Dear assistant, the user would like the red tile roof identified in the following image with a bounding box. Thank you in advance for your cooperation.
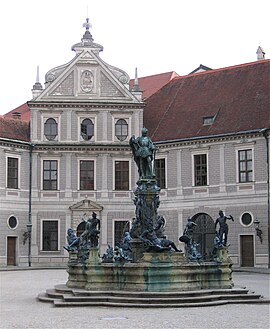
[144,60,270,142]
[129,71,179,99]
[3,103,30,122]
[0,116,30,142]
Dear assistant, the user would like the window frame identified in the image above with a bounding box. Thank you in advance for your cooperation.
[192,153,208,187]
[112,114,131,142]
[42,159,59,191]
[41,114,61,142]
[154,157,167,189]
[235,144,254,184]
[80,118,95,141]
[6,156,20,189]
[40,219,60,252]
[7,215,19,230]
[238,149,253,183]
[78,158,96,191]
[113,159,131,191]
[77,115,97,142]
[239,212,254,227]
[115,118,129,142]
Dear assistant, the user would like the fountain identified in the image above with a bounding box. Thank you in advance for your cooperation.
[65,128,233,293]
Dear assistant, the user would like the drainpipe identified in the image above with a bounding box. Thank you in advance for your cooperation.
[261,128,270,268]
[27,143,34,267]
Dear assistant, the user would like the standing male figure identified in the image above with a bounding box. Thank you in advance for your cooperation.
[129,127,156,179]
[215,210,234,246]
[81,212,101,247]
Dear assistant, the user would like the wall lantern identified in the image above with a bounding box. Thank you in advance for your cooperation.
[253,218,263,243]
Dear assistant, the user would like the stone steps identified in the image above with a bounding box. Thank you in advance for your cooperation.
[37,285,270,307]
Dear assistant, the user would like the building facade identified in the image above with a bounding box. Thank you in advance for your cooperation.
[0,21,269,268]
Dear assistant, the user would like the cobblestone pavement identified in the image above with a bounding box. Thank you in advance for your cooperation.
[0,269,269,329]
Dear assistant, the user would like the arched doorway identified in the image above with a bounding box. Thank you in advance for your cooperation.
[191,213,215,260]
[76,221,86,237]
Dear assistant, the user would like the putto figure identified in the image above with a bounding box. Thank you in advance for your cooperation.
[215,210,234,246]
[129,127,156,179]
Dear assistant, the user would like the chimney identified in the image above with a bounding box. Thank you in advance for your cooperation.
[12,112,21,120]
[256,46,265,60]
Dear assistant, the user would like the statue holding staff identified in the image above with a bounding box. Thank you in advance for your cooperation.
[129,127,156,179]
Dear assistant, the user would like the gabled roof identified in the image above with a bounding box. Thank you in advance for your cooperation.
[129,71,179,99]
[0,116,30,142]
[4,103,30,122]
[144,60,270,142]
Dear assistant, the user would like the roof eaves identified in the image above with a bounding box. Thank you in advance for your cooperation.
[154,129,266,145]
[0,137,31,145]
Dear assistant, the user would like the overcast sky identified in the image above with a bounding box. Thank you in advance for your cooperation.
[0,0,269,115]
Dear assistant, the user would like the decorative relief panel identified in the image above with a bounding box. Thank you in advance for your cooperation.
[80,70,94,93]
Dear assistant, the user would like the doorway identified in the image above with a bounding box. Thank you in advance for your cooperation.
[240,235,254,267]
[191,213,215,260]
[7,237,17,266]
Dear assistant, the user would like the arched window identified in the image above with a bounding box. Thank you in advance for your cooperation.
[115,119,128,141]
[81,119,94,140]
[44,118,58,140]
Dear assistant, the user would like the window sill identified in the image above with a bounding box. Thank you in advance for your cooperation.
[113,191,131,198]
[237,182,254,191]
[6,189,20,197]
[192,186,209,195]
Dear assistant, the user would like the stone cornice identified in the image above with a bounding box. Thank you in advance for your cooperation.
[27,101,145,110]
[155,131,264,150]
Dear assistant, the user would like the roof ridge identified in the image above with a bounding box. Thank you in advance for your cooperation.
[179,59,270,79]
[130,71,179,80]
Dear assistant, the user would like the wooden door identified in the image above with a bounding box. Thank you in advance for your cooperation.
[7,237,17,266]
[192,213,215,260]
[241,235,254,267]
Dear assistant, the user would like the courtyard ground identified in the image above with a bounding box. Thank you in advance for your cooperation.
[0,268,269,329]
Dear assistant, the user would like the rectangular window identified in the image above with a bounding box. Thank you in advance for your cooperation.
[114,220,130,247]
[43,160,58,190]
[155,158,166,189]
[194,154,207,186]
[238,149,253,183]
[80,160,94,190]
[115,161,129,190]
[7,157,18,189]
[42,220,58,251]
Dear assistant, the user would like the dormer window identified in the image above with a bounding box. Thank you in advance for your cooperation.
[115,119,128,141]
[81,118,94,141]
[44,118,58,141]
[203,115,216,125]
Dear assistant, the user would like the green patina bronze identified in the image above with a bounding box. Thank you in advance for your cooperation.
[66,128,233,293]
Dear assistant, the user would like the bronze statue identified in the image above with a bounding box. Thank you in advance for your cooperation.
[215,210,234,246]
[81,212,101,247]
[179,218,197,246]
[63,228,80,252]
[129,127,156,179]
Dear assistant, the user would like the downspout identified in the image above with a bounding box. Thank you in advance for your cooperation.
[27,143,34,267]
[261,128,270,268]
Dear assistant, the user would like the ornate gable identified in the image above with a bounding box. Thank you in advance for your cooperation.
[34,21,140,104]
